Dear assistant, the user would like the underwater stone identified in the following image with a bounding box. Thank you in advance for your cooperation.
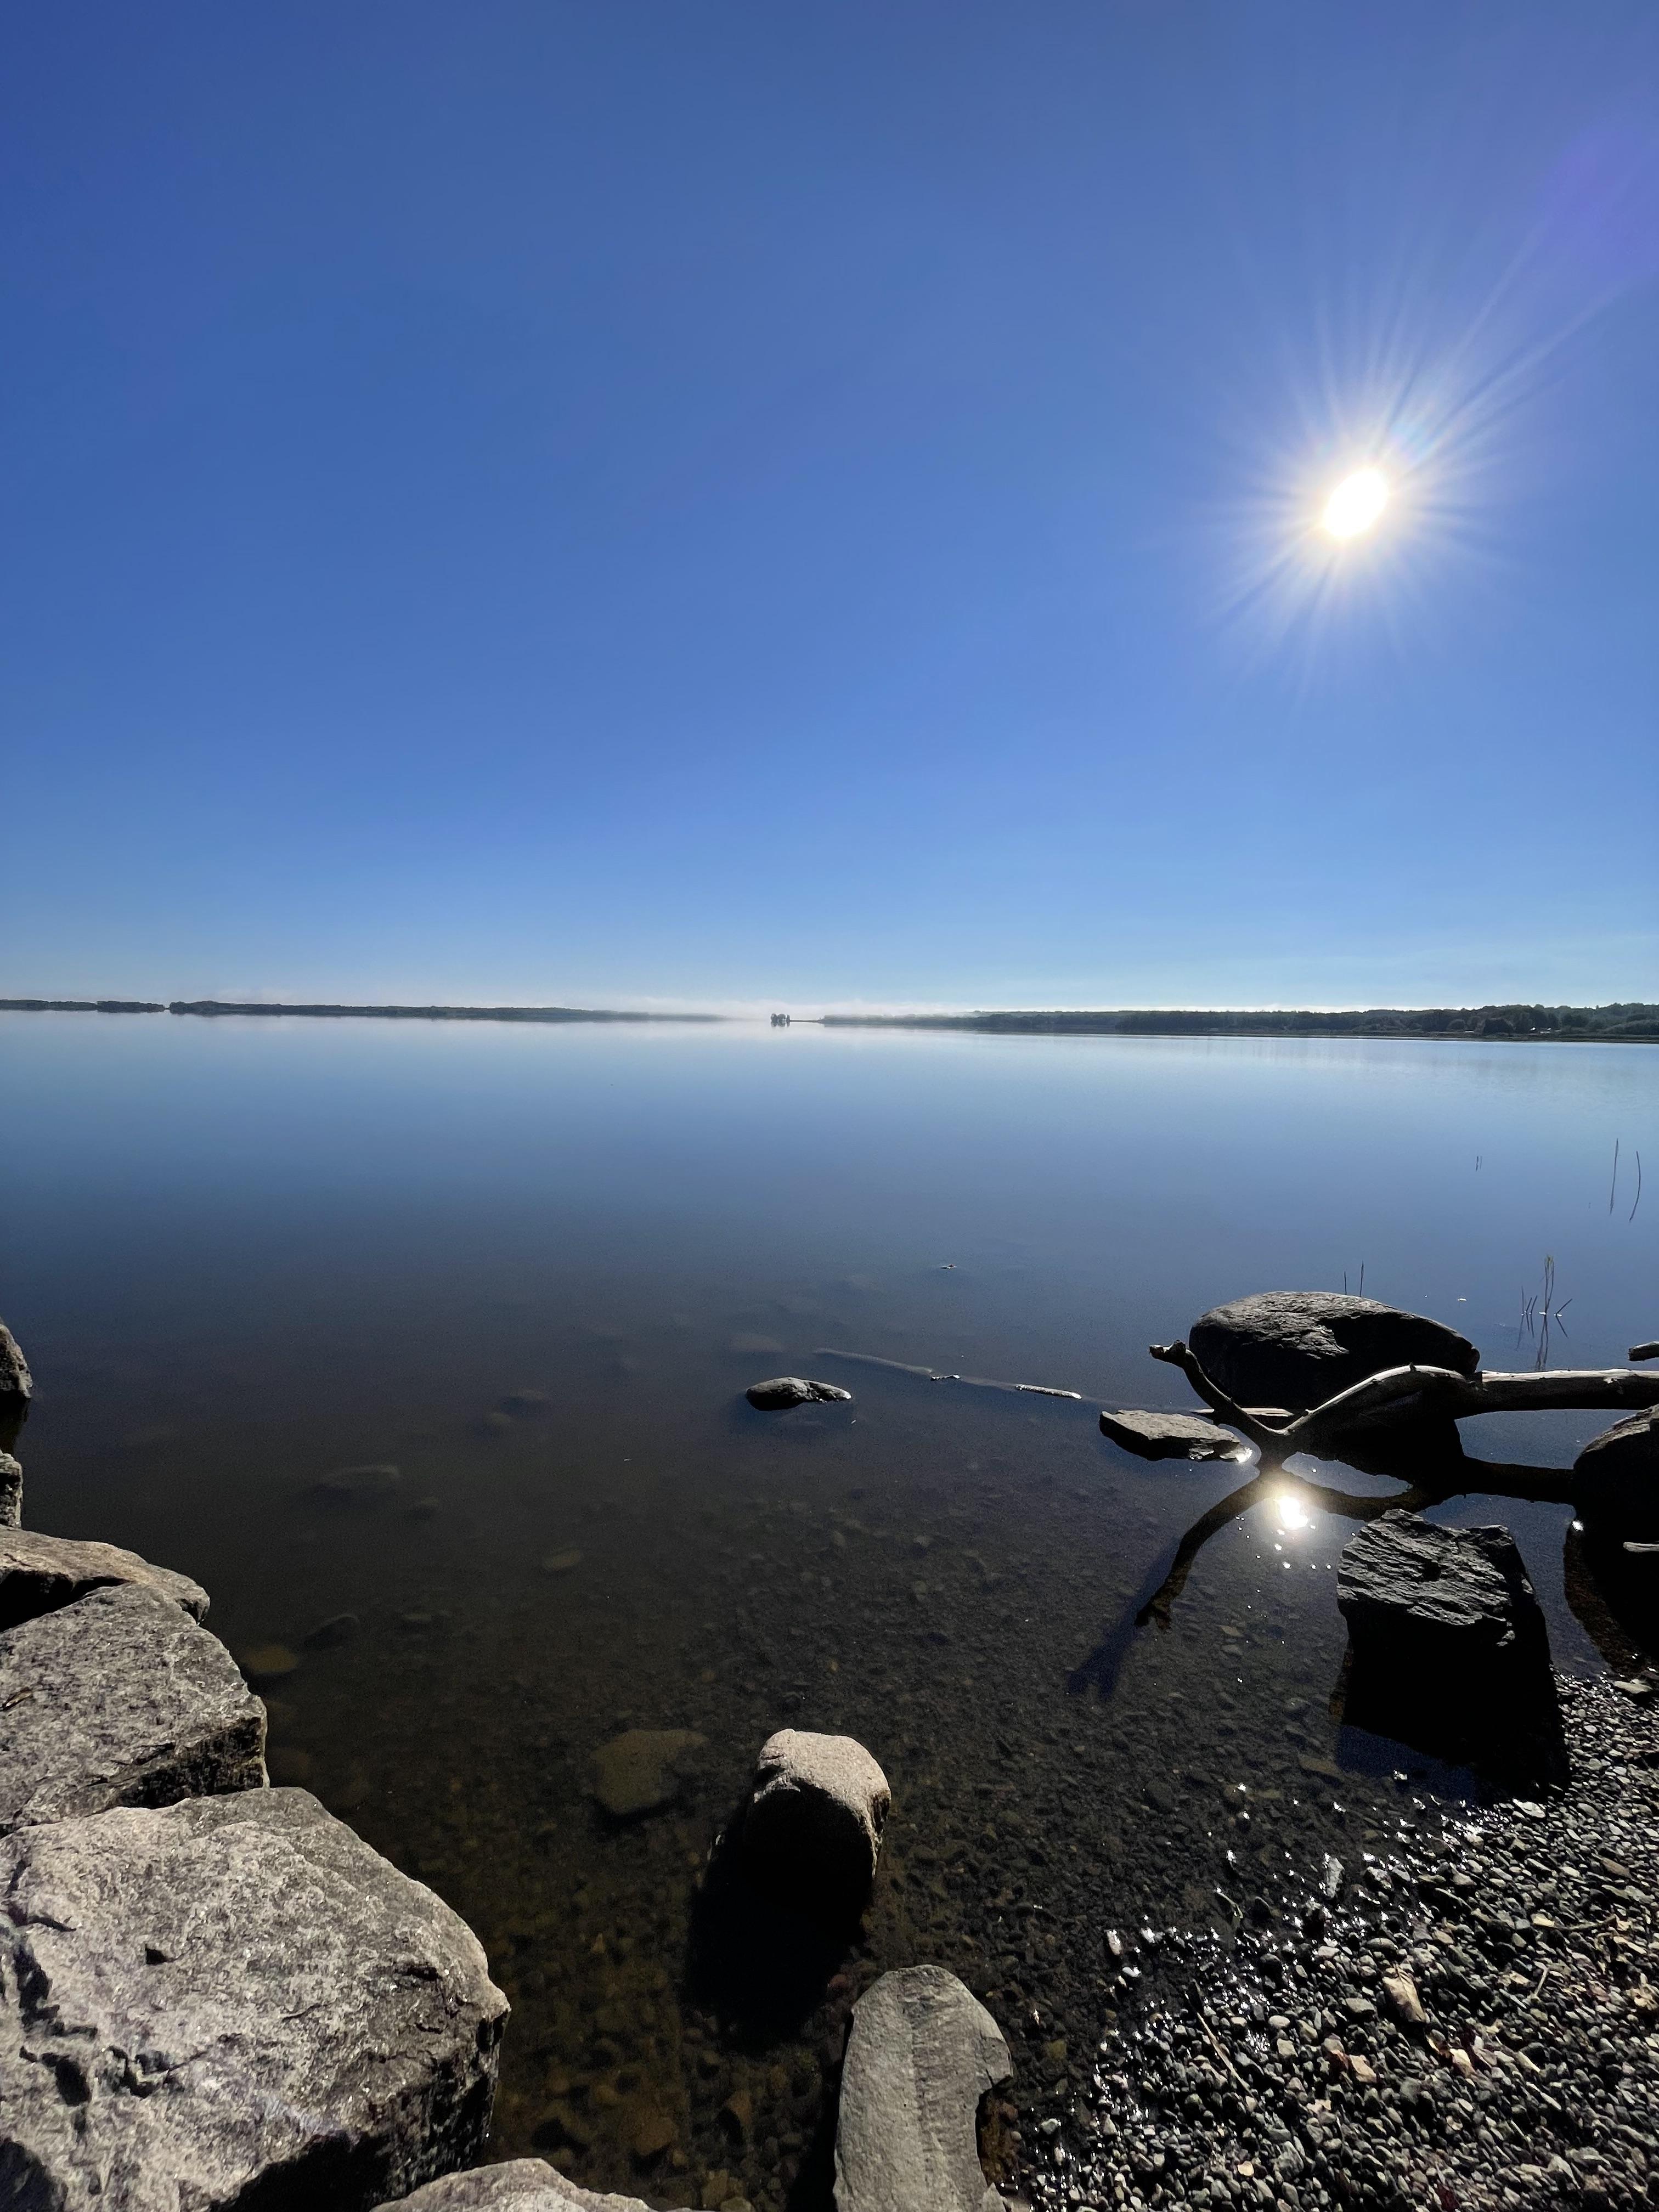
[835,1964,1013,2212]
[590,1728,707,1819]
[1189,1292,1479,1410]
[745,1376,854,1410]
[0,1788,507,2212]
[0,1581,266,1835]
[0,1525,208,1630]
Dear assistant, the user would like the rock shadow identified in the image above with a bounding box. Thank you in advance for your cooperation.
[685,1801,862,2047]
[1564,1521,1659,1672]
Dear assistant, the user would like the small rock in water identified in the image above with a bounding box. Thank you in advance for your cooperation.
[745,1376,853,1410]
[590,1728,707,1819]
[1097,1409,1246,1462]
[500,1390,549,1415]
[0,1451,19,1530]
[541,1549,584,1576]
[741,1727,891,1917]
[304,1462,401,1505]
[302,1611,359,1650]
[0,1321,31,1401]
[834,1964,1014,2212]
[238,1642,300,1681]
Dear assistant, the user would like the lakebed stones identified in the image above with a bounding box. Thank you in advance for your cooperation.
[306,1459,403,1504]
[1336,1510,1558,1770]
[1573,1408,1659,1539]
[834,1964,1013,2212]
[590,1727,708,1819]
[0,1450,19,1527]
[1098,1407,1246,1462]
[742,1728,891,1917]
[1189,1291,1479,1410]
[0,1579,267,1834]
[745,1376,854,1411]
[0,1525,209,1630]
[0,1787,507,2211]
[383,2159,652,2209]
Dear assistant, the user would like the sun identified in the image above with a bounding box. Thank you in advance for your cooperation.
[1322,466,1390,540]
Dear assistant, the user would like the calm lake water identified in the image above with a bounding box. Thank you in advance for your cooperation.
[1,1015,1653,2206]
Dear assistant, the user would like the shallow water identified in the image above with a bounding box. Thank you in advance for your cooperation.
[1,1015,1653,2204]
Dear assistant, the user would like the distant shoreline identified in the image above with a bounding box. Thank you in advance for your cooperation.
[0,999,721,1024]
[2,997,1654,1041]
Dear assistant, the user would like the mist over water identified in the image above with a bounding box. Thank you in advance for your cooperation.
[1,1014,1651,2202]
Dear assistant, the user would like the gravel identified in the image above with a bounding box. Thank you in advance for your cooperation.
[1022,1674,1658,2212]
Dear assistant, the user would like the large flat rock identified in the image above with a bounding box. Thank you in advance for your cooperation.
[385,2158,651,2208]
[1189,1291,1479,1410]
[0,1581,267,1835]
[834,1965,1013,2212]
[0,1526,208,1631]
[1099,1408,1246,1462]
[1574,1409,1659,1539]
[0,1788,508,2211]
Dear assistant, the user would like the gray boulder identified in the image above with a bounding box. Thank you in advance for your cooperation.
[0,1581,267,1835]
[1099,1408,1246,1462]
[385,2159,651,2209]
[0,1319,30,1400]
[589,1728,707,1819]
[834,1965,1013,2212]
[746,1376,853,1410]
[1189,1291,1479,1410]
[0,1788,507,2211]
[743,1728,890,1915]
[0,1450,19,1528]
[1573,1409,1659,1539]
[0,1525,208,1630]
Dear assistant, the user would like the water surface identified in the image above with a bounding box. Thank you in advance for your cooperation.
[1,1015,1652,2205]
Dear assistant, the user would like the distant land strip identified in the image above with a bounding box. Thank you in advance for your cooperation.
[820,1002,1659,1041]
[0,998,721,1023]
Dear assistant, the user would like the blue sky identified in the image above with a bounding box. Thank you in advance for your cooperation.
[5,3,1656,1011]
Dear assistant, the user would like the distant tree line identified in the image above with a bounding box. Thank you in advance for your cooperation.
[822,1003,1659,1041]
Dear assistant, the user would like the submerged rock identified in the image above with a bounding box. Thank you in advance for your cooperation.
[0,1788,507,2211]
[590,1728,707,1819]
[746,1376,853,1410]
[385,2160,651,2208]
[1336,1510,1559,1774]
[0,1320,30,1400]
[0,1526,208,1630]
[742,1728,890,1916]
[0,1451,19,1528]
[834,1964,1013,2212]
[0,1581,266,1835]
[1573,1409,1659,1539]
[1189,1291,1479,1409]
[1098,1408,1247,1462]
[305,1460,402,1504]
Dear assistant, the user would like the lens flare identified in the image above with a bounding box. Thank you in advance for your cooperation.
[1322,467,1390,539]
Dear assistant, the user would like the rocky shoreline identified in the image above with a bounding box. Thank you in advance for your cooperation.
[1024,1674,1658,2212]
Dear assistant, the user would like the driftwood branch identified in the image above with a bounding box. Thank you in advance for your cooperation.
[1149,1340,1659,1465]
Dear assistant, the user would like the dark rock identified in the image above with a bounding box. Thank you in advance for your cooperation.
[306,1461,402,1504]
[834,1964,1013,2212]
[0,1451,19,1530]
[383,2162,652,2209]
[746,1376,854,1410]
[0,1321,30,1400]
[1189,1293,1479,1410]
[1630,1341,1659,1362]
[741,1728,891,1917]
[1099,1408,1246,1461]
[1336,1511,1560,1775]
[589,1728,707,1819]
[304,1610,362,1649]
[0,1526,208,1632]
[0,1582,266,1834]
[1574,1410,1659,1539]
[0,1788,507,2210]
